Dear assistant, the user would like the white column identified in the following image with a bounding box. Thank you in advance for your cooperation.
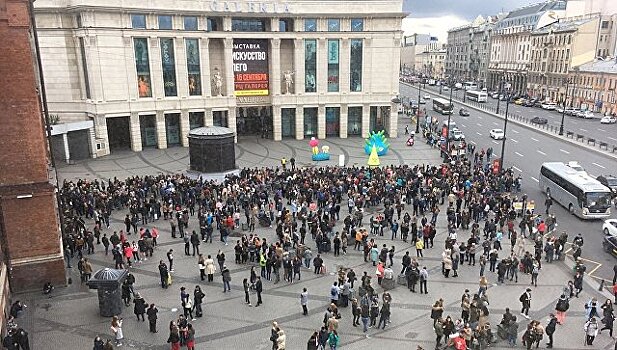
[318,105,326,139]
[228,108,237,141]
[149,37,165,99]
[362,104,370,137]
[294,39,305,95]
[205,108,214,126]
[223,38,235,97]
[295,106,304,140]
[340,38,350,93]
[130,112,142,152]
[201,38,212,97]
[180,109,190,147]
[317,38,327,93]
[62,133,70,163]
[340,104,348,138]
[156,111,167,149]
[363,38,372,93]
[87,126,97,158]
[271,39,281,95]
[389,105,398,138]
[272,105,282,141]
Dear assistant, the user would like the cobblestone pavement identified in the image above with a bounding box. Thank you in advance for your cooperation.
[16,116,615,349]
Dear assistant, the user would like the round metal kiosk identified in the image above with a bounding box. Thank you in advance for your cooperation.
[188,126,236,173]
[86,268,128,317]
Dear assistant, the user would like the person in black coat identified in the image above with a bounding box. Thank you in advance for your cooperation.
[255,277,263,306]
[545,314,557,348]
[146,303,159,333]
[194,286,205,317]
[133,293,147,321]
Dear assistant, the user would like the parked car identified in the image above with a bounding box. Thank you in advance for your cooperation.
[514,98,525,105]
[419,98,426,104]
[564,108,578,116]
[600,115,617,124]
[491,92,499,99]
[581,111,596,119]
[530,117,548,125]
[523,99,536,107]
[603,235,617,258]
[449,128,466,141]
[459,108,470,116]
[575,110,587,118]
[556,105,565,113]
[423,94,431,100]
[541,102,557,110]
[442,86,450,92]
[489,128,505,140]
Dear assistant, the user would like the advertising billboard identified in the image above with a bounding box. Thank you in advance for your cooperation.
[233,39,269,96]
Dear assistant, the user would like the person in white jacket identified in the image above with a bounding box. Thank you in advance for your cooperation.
[584,317,599,345]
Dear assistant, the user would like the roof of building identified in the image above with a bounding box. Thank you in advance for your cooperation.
[578,59,617,74]
[505,0,565,19]
[532,15,597,34]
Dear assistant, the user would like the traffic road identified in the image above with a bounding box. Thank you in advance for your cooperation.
[416,83,617,146]
[401,82,617,282]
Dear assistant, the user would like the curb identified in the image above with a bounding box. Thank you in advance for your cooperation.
[400,82,617,162]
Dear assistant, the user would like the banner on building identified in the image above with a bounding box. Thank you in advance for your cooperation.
[233,39,269,96]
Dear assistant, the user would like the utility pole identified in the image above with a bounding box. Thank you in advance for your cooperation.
[499,85,511,172]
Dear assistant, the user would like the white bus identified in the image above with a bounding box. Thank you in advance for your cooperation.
[539,162,612,219]
[432,97,454,115]
[465,90,488,102]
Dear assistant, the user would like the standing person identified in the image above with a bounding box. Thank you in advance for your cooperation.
[197,254,206,281]
[600,299,615,337]
[167,249,174,272]
[182,295,194,321]
[110,316,123,346]
[361,298,370,338]
[158,260,169,289]
[327,330,339,350]
[545,313,557,348]
[255,276,263,306]
[554,294,570,324]
[415,238,424,257]
[185,324,196,350]
[300,288,309,315]
[204,255,216,282]
[193,286,205,318]
[222,265,231,293]
[584,317,599,345]
[243,278,252,306]
[146,303,158,333]
[270,322,279,350]
[419,266,429,294]
[520,288,532,319]
[133,293,146,321]
[167,327,181,350]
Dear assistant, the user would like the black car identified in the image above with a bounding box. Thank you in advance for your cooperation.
[530,117,548,125]
[597,175,617,197]
[523,99,535,107]
[459,108,470,116]
[603,235,617,258]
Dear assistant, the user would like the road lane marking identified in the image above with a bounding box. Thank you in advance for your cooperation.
[608,137,617,141]
[510,138,518,143]
[559,149,570,154]
[469,141,476,145]
[530,137,539,142]
[477,123,483,127]
[580,128,588,132]
[511,130,519,134]
[477,116,483,119]
[492,140,499,145]
[492,122,499,126]
[593,162,606,169]
[513,166,522,172]
[461,124,467,128]
[537,150,546,155]
[515,152,524,157]
[476,132,482,136]
[598,128,606,132]
[531,177,539,183]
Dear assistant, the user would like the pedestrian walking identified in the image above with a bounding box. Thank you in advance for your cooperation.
[545,313,557,348]
[243,278,252,306]
[419,266,428,294]
[146,303,158,333]
[133,293,146,321]
[255,276,263,306]
[194,286,205,317]
[301,288,309,315]
[555,294,570,324]
[110,316,123,346]
[222,265,231,292]
[520,288,532,319]
[584,317,599,345]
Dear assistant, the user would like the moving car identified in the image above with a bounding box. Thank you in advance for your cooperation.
[423,94,431,100]
[490,128,505,140]
[523,99,536,107]
[597,175,617,196]
[601,115,617,124]
[556,105,565,113]
[581,111,596,119]
[442,86,450,92]
[603,219,617,237]
[530,117,548,125]
[541,102,557,110]
[449,128,466,141]
[564,108,578,116]
[419,98,426,104]
[459,108,470,116]
[603,235,617,258]
[491,92,499,99]
[514,98,525,105]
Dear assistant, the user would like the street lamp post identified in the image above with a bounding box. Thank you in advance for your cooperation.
[499,84,511,172]
[445,80,454,161]
[559,79,569,136]
[416,82,422,134]
[496,79,504,114]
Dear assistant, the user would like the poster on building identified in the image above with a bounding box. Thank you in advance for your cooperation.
[233,39,269,96]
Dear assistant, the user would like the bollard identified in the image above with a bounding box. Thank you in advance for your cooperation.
[600,279,605,291]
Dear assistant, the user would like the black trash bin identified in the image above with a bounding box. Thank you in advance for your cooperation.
[86,268,128,317]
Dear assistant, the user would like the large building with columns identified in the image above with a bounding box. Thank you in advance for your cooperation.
[33,0,404,159]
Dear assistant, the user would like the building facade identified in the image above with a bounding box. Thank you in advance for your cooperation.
[400,33,440,74]
[33,0,404,159]
[572,59,617,114]
[446,15,498,86]
[0,0,66,296]
[488,1,566,93]
[527,14,617,102]
[415,48,446,78]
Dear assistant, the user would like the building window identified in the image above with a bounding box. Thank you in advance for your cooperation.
[327,18,340,31]
[78,37,91,99]
[186,39,201,96]
[158,15,173,30]
[304,18,317,32]
[351,18,364,31]
[303,107,318,136]
[350,39,363,92]
[131,14,146,29]
[326,107,340,136]
[602,20,609,29]
[281,108,296,137]
[347,106,362,135]
[305,39,317,92]
[184,16,198,30]
[134,38,152,97]
[232,18,266,32]
[207,18,219,31]
[189,112,204,129]
[327,39,339,92]
[160,38,177,97]
[279,18,293,32]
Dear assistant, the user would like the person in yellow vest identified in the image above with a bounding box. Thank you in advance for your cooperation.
[281,157,287,170]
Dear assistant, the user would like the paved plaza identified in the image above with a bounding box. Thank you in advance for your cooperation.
[15,116,616,350]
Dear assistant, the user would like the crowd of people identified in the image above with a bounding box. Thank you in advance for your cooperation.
[48,135,615,350]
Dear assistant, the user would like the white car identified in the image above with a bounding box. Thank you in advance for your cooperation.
[581,111,596,119]
[603,219,617,237]
[541,102,557,110]
[490,128,505,140]
[423,94,431,100]
[601,115,617,124]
